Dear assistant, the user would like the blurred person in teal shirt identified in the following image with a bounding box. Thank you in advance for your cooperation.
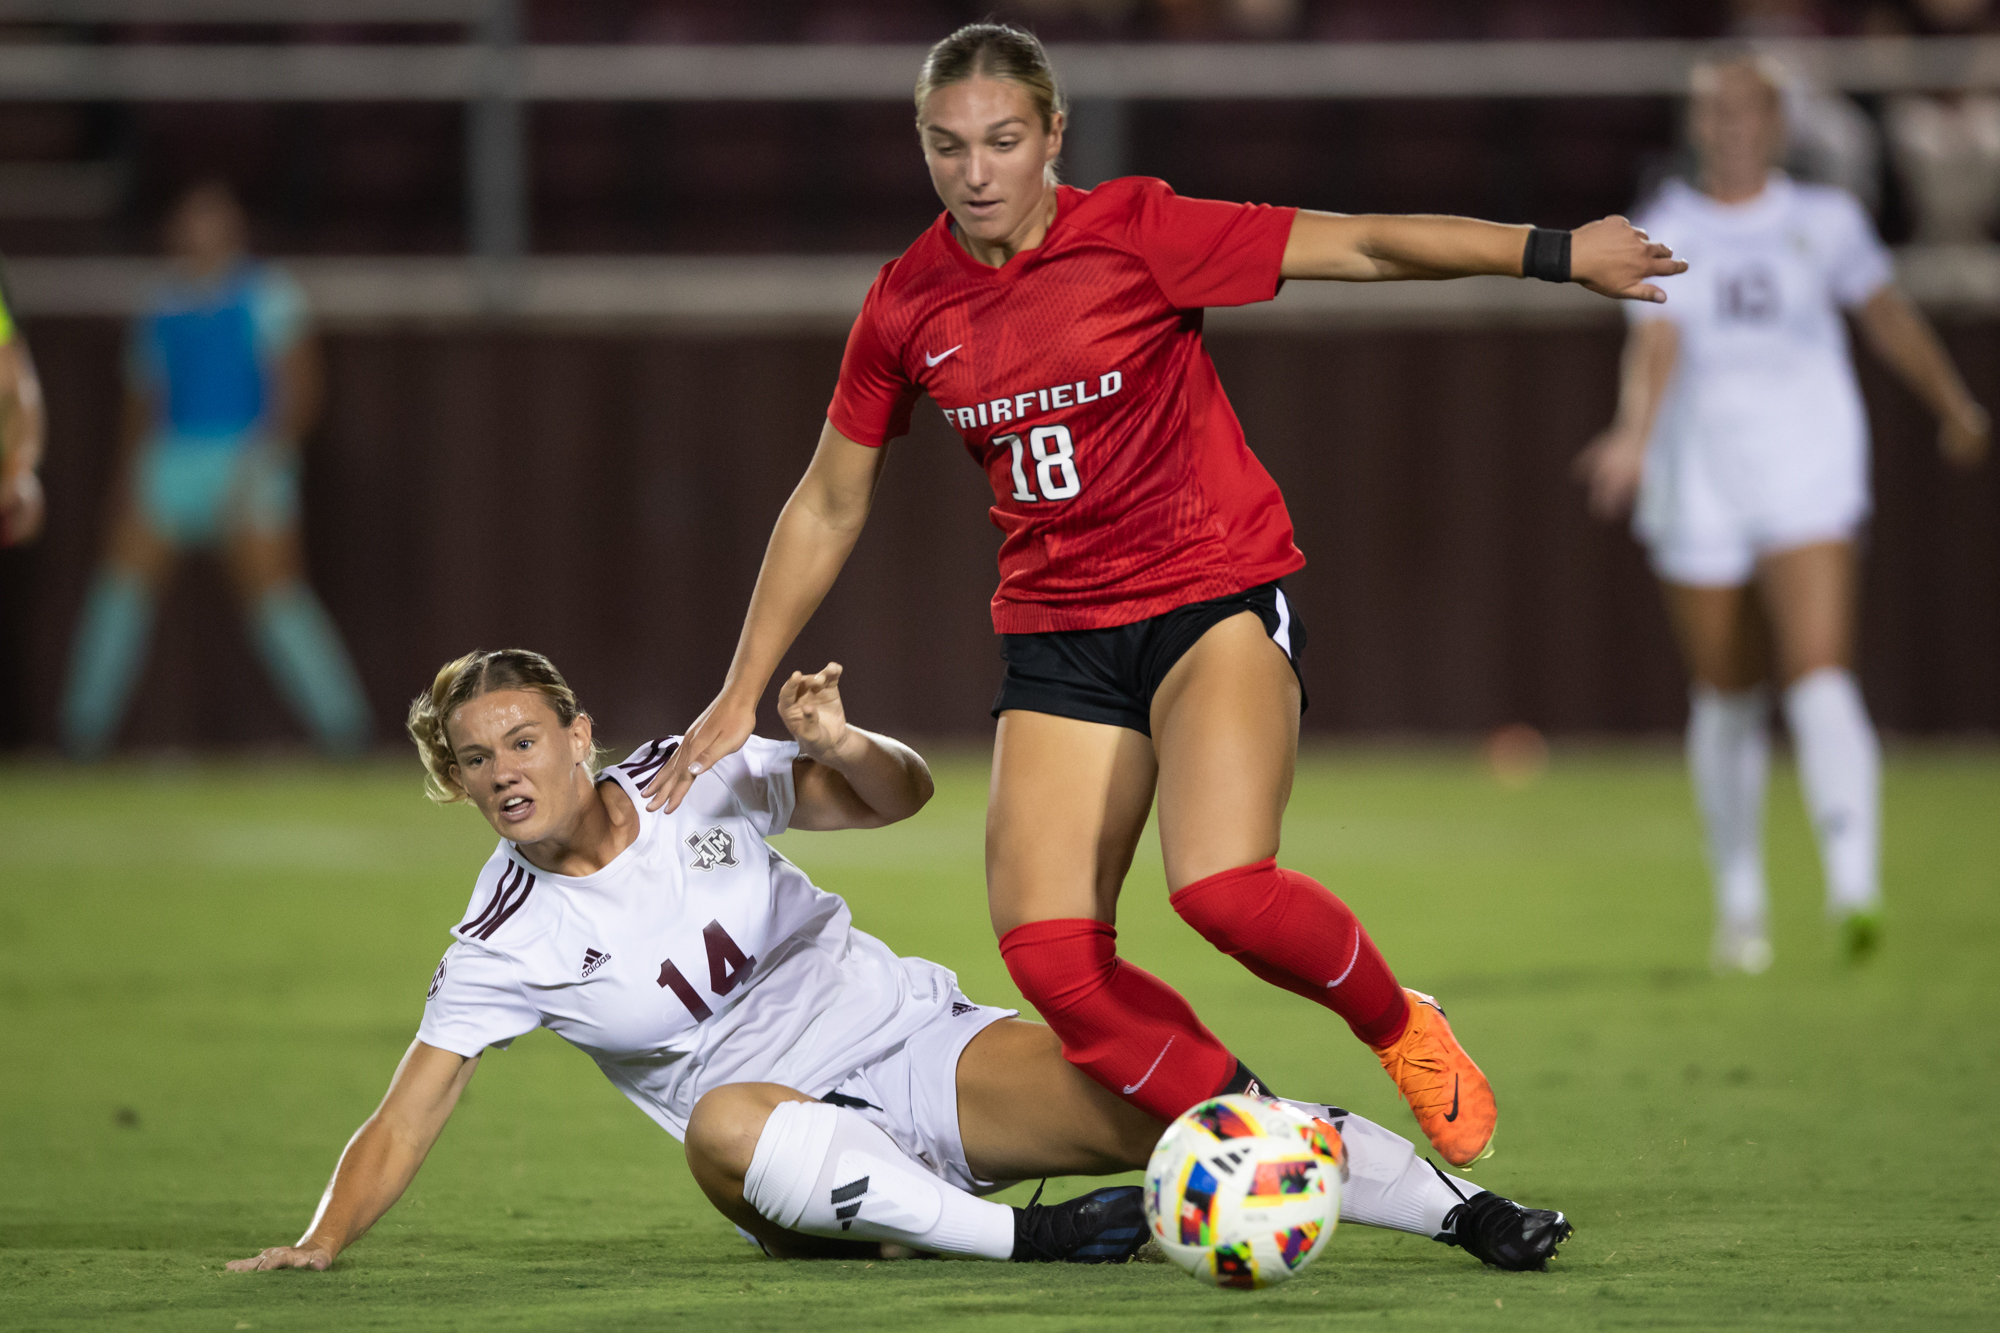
[62,181,369,755]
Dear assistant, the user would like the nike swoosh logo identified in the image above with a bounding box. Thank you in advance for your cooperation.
[1444,1075,1460,1123]
[925,344,962,368]
[1123,1036,1174,1096]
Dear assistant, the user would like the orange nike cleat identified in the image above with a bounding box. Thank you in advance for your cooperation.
[1372,988,1497,1168]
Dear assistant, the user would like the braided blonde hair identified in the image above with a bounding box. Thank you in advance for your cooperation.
[406,648,600,803]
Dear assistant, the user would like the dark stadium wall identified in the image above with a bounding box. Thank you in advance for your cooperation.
[4,317,1996,751]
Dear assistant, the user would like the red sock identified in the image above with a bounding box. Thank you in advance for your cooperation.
[1170,858,1410,1049]
[999,918,1238,1122]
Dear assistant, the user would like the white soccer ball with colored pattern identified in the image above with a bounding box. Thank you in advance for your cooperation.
[1142,1094,1346,1289]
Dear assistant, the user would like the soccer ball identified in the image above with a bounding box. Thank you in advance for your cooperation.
[1143,1094,1346,1289]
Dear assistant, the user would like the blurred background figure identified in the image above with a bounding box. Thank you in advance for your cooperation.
[0,264,44,548]
[59,181,369,758]
[1577,57,1989,974]
[1727,0,1885,210]
[1875,0,2000,244]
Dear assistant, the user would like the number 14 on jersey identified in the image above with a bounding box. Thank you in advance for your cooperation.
[997,425,1080,502]
[657,920,755,1023]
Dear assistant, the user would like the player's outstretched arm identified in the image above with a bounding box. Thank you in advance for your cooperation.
[227,1040,476,1272]
[646,421,889,814]
[1575,320,1680,519]
[1855,286,1991,469]
[1280,212,1685,301]
[780,662,935,831]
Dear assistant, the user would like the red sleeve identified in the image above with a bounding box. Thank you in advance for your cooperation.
[1121,177,1297,310]
[826,272,919,448]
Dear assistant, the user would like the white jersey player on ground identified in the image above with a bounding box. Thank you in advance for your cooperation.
[1578,56,1988,973]
[228,648,1570,1274]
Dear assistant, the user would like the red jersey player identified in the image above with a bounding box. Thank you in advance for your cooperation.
[650,23,1683,1169]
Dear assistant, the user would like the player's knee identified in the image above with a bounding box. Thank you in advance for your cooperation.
[685,1083,797,1184]
[1167,858,1278,948]
[1692,651,1768,693]
[998,918,1115,1012]
[1778,639,1848,687]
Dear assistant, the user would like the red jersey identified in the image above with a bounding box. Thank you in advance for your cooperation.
[827,176,1305,634]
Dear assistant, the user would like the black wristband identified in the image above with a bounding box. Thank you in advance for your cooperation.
[1522,227,1571,283]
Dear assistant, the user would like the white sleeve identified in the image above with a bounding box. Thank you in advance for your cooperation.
[712,735,801,837]
[415,941,541,1058]
[1824,192,1894,309]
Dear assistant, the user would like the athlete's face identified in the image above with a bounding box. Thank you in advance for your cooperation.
[919,76,1063,256]
[1690,64,1785,194]
[445,689,596,845]
[166,185,248,276]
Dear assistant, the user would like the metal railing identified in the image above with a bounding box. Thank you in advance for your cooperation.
[5,36,2000,101]
[5,22,1999,303]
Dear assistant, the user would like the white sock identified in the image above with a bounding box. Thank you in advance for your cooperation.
[742,1100,1016,1260]
[1687,685,1771,929]
[1783,668,1881,914]
[1280,1100,1478,1238]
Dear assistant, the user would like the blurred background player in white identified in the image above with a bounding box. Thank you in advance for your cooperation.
[227,649,1567,1275]
[1578,56,1990,972]
[0,261,45,548]
[60,180,369,757]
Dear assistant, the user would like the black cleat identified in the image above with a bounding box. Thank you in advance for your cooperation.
[1438,1190,1572,1271]
[1011,1183,1149,1263]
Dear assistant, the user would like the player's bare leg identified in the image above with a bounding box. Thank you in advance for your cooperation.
[986,711,1255,1116]
[1148,610,1294,889]
[1758,540,1856,685]
[224,513,370,754]
[955,1018,1165,1179]
[1759,540,1881,959]
[1152,611,1498,1167]
[1662,579,1769,692]
[61,482,176,756]
[1663,579,1779,973]
[985,712,1154,935]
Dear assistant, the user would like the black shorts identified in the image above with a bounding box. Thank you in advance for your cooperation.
[991,581,1307,737]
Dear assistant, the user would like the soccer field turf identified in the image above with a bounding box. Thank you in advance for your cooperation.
[2,746,1996,1331]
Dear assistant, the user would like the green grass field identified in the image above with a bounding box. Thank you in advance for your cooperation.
[2,745,1996,1331]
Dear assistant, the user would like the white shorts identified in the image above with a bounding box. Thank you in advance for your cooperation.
[1644,512,1863,586]
[1637,422,1869,586]
[818,986,1017,1194]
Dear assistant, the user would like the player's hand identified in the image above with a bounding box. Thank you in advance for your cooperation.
[1574,427,1647,519]
[645,692,758,813]
[0,470,43,547]
[226,1243,333,1272]
[1940,399,1990,469]
[1570,216,1686,303]
[778,662,850,764]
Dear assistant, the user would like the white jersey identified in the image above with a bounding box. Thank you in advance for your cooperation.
[1629,173,1894,580]
[417,737,963,1140]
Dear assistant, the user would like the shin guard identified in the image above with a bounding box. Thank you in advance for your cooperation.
[743,1100,1015,1259]
[998,917,1236,1121]
[1171,859,1408,1048]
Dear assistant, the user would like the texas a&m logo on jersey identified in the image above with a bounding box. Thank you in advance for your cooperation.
[686,826,738,871]
[427,953,448,999]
